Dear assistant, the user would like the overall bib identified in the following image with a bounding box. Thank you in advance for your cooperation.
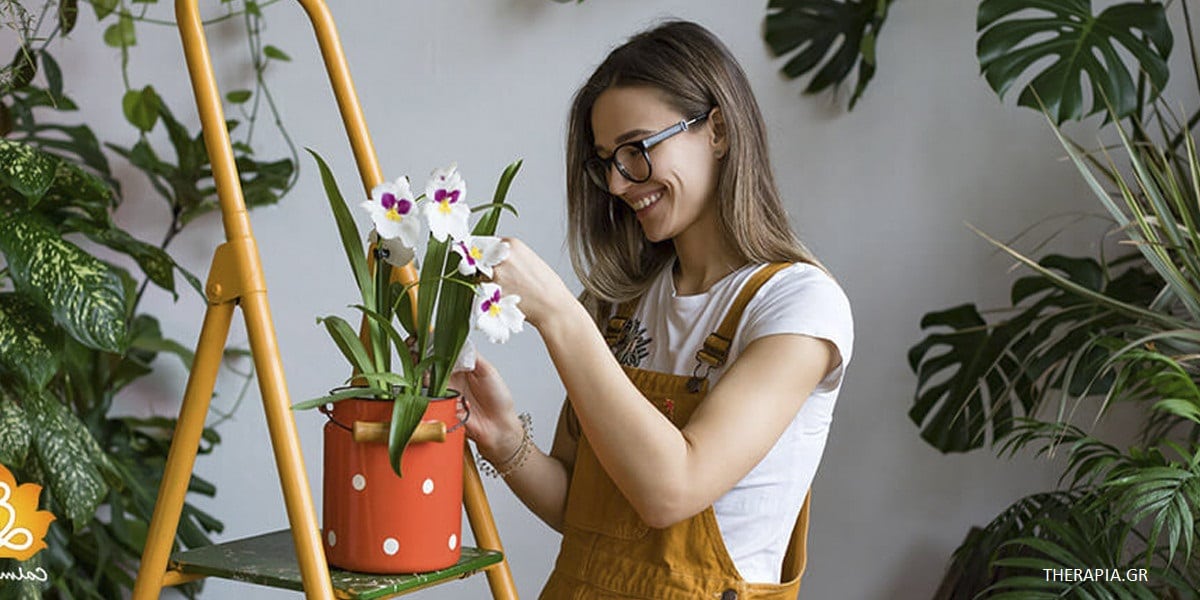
[541,263,811,600]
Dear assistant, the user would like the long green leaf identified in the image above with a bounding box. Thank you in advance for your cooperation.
[318,316,375,377]
[387,389,429,477]
[0,393,33,467]
[0,138,59,202]
[308,150,373,309]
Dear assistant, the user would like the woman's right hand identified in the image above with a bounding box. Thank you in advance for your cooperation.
[451,354,525,463]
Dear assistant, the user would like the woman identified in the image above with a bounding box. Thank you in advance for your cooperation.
[459,20,853,599]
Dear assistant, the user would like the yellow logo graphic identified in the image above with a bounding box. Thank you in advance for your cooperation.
[0,463,55,561]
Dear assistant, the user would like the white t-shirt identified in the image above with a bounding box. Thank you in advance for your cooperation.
[620,261,854,583]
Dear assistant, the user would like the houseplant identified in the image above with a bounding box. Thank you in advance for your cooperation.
[753,0,1200,596]
[295,151,523,573]
[1,1,296,597]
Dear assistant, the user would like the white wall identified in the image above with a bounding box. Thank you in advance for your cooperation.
[35,0,1200,598]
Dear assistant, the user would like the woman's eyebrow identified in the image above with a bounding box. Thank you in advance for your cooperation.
[594,128,654,154]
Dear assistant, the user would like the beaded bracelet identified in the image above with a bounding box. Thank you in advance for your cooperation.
[477,412,533,478]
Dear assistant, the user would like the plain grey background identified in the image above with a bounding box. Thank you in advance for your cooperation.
[32,0,1200,597]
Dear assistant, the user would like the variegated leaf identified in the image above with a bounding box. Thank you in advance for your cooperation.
[28,392,113,531]
[0,392,33,467]
[0,293,62,390]
[36,160,116,224]
[0,213,129,353]
[67,219,176,296]
[0,138,59,202]
[0,554,48,598]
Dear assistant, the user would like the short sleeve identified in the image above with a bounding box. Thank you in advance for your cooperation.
[739,264,854,392]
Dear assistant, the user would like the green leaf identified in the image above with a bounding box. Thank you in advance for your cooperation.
[388,389,429,477]
[92,0,118,20]
[0,293,63,390]
[473,159,522,237]
[977,0,1172,124]
[764,0,893,109]
[0,394,34,466]
[0,138,60,202]
[38,51,64,103]
[121,86,160,132]
[225,89,252,104]
[908,255,1159,453]
[7,46,37,91]
[0,101,11,137]
[308,150,372,306]
[66,219,177,297]
[104,14,137,48]
[28,392,114,531]
[263,45,291,62]
[0,213,129,353]
[59,0,79,35]
[292,386,390,411]
[33,160,117,224]
[318,315,375,377]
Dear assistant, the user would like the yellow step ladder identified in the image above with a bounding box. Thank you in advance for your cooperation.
[131,1,519,598]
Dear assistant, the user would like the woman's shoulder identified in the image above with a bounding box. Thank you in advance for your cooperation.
[741,261,854,359]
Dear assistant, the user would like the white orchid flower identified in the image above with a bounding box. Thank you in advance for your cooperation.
[362,177,422,248]
[452,236,509,278]
[368,230,416,267]
[422,164,470,242]
[473,282,524,344]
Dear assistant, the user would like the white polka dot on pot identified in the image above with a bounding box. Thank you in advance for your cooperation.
[422,478,434,495]
[383,538,399,556]
[327,530,336,547]
[448,534,457,551]
[351,474,366,491]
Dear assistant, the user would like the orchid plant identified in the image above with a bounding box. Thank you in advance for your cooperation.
[295,150,523,476]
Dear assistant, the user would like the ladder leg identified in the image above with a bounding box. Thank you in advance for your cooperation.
[132,300,236,600]
[241,289,335,599]
[463,446,519,600]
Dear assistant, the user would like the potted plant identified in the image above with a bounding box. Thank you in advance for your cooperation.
[293,151,523,574]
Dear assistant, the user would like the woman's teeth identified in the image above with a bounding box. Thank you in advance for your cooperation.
[633,192,662,211]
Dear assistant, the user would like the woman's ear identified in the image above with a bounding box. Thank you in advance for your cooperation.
[709,107,729,159]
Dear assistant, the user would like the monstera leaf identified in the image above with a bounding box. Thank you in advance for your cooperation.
[908,255,1160,453]
[764,0,894,109]
[977,0,1172,124]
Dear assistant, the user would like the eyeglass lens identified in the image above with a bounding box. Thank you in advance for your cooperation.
[586,146,650,191]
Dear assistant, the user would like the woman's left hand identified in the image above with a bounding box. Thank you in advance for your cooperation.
[491,238,576,329]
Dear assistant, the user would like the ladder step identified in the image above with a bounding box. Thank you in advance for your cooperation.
[169,530,504,599]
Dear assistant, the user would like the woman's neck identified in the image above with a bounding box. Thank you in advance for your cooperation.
[671,209,744,295]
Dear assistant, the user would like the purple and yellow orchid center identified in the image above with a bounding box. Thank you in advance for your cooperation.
[479,289,503,316]
[458,242,478,266]
[435,188,461,206]
[380,192,412,221]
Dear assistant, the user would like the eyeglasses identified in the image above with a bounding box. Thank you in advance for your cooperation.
[585,112,709,192]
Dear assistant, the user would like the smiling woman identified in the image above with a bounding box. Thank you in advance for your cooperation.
[451,20,854,599]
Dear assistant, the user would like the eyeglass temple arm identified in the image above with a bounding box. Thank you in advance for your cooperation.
[641,113,709,148]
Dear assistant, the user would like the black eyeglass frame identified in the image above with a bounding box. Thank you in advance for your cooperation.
[585,111,710,191]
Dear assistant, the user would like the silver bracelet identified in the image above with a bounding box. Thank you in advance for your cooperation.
[477,412,533,478]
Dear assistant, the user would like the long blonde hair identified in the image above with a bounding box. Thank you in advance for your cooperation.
[566,20,822,308]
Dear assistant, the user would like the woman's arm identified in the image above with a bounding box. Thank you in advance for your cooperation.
[538,300,837,528]
[463,358,578,532]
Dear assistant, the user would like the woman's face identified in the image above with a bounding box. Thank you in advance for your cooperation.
[590,86,722,243]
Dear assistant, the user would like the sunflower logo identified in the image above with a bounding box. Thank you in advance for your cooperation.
[0,463,55,561]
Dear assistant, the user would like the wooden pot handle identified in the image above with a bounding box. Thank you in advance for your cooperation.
[351,420,447,444]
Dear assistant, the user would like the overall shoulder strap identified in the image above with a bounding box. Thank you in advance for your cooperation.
[694,262,792,369]
[603,298,642,346]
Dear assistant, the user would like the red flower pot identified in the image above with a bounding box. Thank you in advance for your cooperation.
[322,395,464,573]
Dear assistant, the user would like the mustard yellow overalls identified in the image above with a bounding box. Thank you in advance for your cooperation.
[541,263,811,600]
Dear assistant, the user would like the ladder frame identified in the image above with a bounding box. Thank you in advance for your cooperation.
[131,1,518,597]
